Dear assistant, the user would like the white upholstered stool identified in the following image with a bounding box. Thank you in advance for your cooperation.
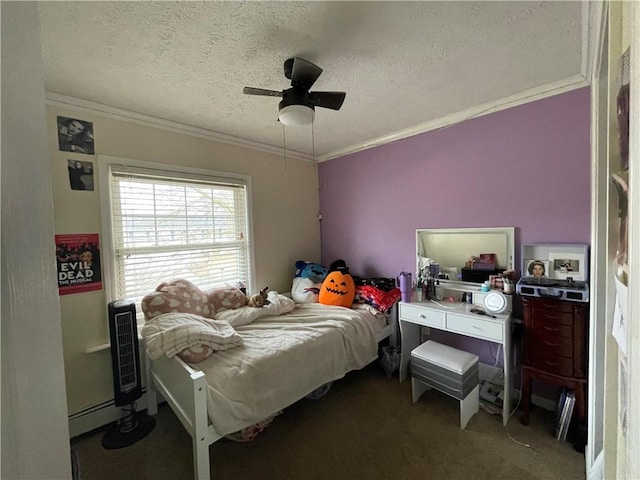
[411,340,480,429]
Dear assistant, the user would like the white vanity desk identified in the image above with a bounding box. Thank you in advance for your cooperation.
[399,299,513,426]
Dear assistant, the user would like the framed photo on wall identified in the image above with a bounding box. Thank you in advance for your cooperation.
[55,233,102,295]
[57,116,95,154]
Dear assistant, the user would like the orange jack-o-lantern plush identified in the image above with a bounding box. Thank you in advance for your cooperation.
[319,259,356,307]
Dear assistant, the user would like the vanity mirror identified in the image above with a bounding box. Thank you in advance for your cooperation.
[416,227,515,286]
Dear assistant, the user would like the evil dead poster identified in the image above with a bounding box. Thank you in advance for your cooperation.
[55,233,102,295]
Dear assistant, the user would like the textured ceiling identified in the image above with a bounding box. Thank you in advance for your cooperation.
[37,1,586,160]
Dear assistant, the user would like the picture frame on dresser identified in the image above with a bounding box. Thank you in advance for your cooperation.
[525,259,549,278]
[548,252,585,280]
[520,244,589,281]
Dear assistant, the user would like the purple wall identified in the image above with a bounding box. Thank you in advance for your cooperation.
[318,87,591,372]
[319,87,591,279]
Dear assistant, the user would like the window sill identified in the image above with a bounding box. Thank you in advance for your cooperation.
[84,332,143,354]
[85,343,110,354]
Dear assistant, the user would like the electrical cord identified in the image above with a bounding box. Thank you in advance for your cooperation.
[503,373,531,448]
[481,347,530,448]
[425,299,531,448]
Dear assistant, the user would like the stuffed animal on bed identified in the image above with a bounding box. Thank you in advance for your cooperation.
[319,259,356,307]
[291,260,328,303]
[247,287,270,307]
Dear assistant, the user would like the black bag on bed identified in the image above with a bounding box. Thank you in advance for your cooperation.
[356,277,396,292]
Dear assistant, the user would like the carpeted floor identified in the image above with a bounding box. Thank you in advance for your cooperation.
[72,363,586,479]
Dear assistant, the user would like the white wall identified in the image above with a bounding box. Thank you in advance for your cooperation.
[1,2,72,479]
[47,104,321,421]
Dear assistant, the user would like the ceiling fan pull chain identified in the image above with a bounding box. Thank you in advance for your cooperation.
[282,123,287,171]
[312,121,316,168]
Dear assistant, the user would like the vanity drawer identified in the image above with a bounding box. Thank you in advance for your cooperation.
[446,313,503,342]
[399,304,445,329]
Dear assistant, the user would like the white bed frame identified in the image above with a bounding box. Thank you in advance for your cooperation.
[145,305,397,480]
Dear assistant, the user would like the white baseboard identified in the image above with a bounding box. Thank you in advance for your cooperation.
[68,392,151,438]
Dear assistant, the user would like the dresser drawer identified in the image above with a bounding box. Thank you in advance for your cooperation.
[446,313,503,342]
[531,352,574,377]
[530,308,573,326]
[531,316,574,338]
[523,297,575,315]
[531,331,574,358]
[399,304,445,328]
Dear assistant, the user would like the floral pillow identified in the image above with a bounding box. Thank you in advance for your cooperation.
[141,278,212,321]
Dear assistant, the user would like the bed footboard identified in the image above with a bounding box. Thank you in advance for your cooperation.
[146,353,221,480]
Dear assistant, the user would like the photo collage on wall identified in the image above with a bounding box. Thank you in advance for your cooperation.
[57,116,96,192]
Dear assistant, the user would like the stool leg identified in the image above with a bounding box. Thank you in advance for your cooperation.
[412,378,430,403]
[460,385,479,429]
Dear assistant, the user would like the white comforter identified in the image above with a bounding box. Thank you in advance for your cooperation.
[194,302,385,436]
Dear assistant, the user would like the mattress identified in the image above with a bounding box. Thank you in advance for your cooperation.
[192,303,388,436]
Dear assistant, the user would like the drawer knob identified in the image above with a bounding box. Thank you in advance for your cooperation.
[544,341,559,346]
[544,361,559,366]
[419,314,426,319]
[543,326,558,332]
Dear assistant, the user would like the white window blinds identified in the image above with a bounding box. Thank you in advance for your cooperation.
[106,163,250,321]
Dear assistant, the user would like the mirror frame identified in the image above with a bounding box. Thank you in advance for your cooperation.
[416,227,515,287]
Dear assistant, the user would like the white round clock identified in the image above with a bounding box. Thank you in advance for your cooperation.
[483,291,508,314]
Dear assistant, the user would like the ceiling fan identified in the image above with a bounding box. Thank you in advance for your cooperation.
[243,57,346,126]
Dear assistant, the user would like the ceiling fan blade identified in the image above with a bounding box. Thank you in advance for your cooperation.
[291,58,323,91]
[243,87,283,97]
[308,91,346,111]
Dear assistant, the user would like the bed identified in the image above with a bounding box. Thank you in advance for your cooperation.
[143,288,397,480]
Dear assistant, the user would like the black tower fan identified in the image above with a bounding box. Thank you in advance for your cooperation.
[102,300,155,449]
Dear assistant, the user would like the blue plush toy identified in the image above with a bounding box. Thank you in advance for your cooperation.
[291,260,328,303]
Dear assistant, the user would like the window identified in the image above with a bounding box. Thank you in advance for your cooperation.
[100,157,253,323]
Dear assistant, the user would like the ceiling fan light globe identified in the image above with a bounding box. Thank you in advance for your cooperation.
[279,104,314,126]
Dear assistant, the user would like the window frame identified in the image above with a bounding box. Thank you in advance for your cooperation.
[98,155,256,317]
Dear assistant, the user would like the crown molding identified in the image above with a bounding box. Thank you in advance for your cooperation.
[44,92,313,163]
[47,70,589,167]
[582,0,605,82]
[317,73,589,162]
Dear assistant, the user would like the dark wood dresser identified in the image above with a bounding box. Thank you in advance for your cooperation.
[520,296,589,425]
